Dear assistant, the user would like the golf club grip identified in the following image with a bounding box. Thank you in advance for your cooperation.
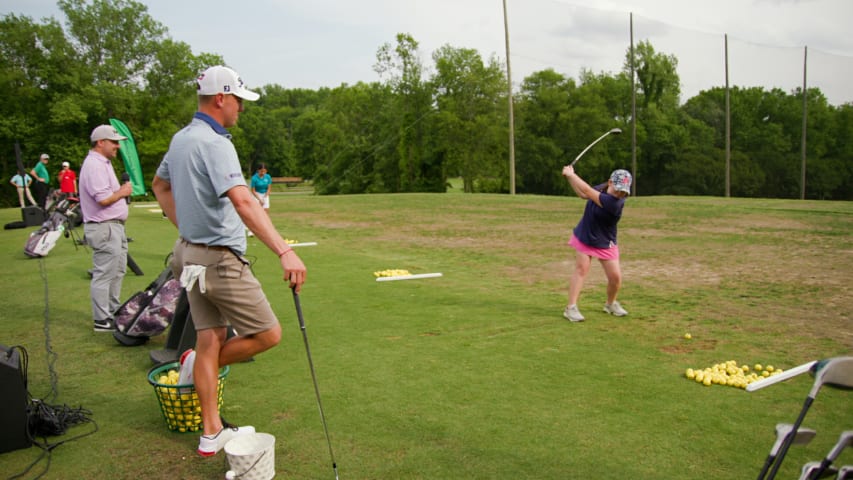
[746,360,817,392]
[291,288,307,329]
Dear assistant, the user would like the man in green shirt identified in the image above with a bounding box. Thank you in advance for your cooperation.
[30,153,50,208]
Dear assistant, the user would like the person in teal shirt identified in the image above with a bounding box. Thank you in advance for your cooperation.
[250,163,272,212]
[30,153,51,208]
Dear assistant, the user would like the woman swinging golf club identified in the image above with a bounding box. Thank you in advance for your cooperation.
[561,165,632,322]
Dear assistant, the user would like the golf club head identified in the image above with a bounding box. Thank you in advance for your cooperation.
[824,431,853,463]
[800,462,839,480]
[813,357,853,391]
[836,465,853,479]
[771,424,817,455]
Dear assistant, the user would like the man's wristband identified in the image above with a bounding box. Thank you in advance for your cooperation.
[277,248,293,258]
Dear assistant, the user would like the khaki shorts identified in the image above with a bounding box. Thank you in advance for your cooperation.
[171,238,278,335]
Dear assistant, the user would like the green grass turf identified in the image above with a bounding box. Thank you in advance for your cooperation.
[0,193,850,479]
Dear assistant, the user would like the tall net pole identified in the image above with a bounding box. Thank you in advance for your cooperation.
[503,0,516,195]
[800,46,808,200]
[725,34,731,198]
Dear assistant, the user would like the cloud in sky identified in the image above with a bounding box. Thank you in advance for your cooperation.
[3,0,852,104]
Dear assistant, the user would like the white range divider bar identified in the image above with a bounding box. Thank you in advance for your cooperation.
[376,273,443,282]
[746,360,818,392]
[289,242,317,247]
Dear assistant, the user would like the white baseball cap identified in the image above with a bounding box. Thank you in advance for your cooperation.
[90,125,128,142]
[62,161,70,167]
[40,153,49,160]
[196,66,260,101]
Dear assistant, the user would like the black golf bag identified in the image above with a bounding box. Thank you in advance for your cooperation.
[23,196,80,258]
[113,267,185,346]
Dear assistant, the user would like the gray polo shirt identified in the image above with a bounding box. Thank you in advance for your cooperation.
[156,113,248,254]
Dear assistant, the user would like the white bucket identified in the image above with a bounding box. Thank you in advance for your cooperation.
[224,432,276,480]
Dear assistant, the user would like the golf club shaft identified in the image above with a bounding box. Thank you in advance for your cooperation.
[757,455,776,480]
[291,289,340,480]
[569,128,621,167]
[766,396,815,480]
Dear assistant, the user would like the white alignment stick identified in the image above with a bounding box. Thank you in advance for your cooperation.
[376,273,443,282]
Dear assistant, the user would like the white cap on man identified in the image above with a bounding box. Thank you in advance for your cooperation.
[90,125,128,142]
[62,161,70,167]
[196,66,260,101]
[40,153,49,160]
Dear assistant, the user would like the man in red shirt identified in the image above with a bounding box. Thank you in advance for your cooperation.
[58,161,78,196]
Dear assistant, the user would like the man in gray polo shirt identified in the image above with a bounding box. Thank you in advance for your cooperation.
[79,124,133,332]
[152,65,306,457]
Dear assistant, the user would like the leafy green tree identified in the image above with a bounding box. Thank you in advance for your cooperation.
[567,70,633,186]
[625,40,680,110]
[817,103,853,200]
[431,44,506,193]
[374,33,437,192]
[0,0,230,206]
[311,82,397,194]
[621,41,682,194]
[514,69,574,195]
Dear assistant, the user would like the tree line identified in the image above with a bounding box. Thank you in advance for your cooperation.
[2,0,851,209]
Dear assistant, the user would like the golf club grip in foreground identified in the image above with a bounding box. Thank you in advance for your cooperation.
[746,361,817,392]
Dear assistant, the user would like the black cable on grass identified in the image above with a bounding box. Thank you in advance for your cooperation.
[37,259,59,404]
[6,258,98,480]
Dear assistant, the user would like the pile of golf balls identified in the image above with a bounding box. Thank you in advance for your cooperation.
[685,360,784,389]
[374,269,411,278]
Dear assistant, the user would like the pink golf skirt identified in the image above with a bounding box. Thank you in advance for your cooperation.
[568,233,620,260]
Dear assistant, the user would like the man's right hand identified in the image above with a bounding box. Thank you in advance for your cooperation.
[280,251,306,293]
[116,182,133,202]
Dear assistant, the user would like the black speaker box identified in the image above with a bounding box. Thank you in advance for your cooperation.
[0,345,31,453]
[21,206,45,227]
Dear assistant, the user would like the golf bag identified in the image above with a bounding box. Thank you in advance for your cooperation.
[22,195,82,258]
[113,267,184,346]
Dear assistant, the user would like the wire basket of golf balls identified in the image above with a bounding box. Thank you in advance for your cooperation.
[147,361,230,433]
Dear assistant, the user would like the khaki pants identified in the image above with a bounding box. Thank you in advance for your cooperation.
[171,239,278,335]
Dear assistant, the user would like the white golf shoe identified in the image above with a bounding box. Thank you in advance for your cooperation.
[603,301,628,316]
[563,304,585,322]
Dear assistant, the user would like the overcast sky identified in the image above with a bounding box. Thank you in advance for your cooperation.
[3,0,853,105]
